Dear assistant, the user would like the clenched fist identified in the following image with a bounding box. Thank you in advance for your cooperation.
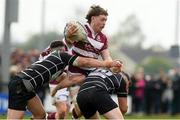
[110,60,123,73]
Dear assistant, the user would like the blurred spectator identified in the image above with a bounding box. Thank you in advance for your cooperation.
[144,74,154,115]
[171,68,180,115]
[161,77,173,114]
[132,71,145,114]
[28,49,40,63]
[153,69,167,114]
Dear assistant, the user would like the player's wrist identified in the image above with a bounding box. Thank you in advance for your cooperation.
[104,60,111,68]
[104,60,123,68]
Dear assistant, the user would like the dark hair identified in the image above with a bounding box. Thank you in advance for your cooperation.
[50,40,64,49]
[86,5,108,23]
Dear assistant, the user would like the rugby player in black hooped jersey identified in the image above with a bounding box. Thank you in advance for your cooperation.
[76,69,131,119]
[7,49,122,119]
[51,68,131,120]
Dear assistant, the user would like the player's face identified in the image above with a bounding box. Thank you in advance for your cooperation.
[59,47,66,52]
[91,15,107,33]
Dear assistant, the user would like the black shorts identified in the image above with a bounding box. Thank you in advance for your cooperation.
[8,76,36,111]
[76,87,118,118]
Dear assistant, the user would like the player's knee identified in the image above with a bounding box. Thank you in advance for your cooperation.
[57,111,66,119]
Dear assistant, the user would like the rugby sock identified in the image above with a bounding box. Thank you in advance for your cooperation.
[47,112,56,119]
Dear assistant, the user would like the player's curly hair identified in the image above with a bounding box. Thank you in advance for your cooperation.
[50,40,64,49]
[86,5,108,23]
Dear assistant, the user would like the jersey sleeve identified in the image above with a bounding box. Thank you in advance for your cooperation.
[116,78,128,97]
[60,52,78,66]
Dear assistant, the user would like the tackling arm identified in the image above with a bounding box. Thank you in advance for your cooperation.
[73,57,122,68]
[118,97,128,114]
[117,72,131,114]
[51,74,85,97]
[54,72,67,83]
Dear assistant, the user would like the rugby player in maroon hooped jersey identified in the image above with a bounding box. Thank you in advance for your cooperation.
[64,5,119,118]
[63,5,115,77]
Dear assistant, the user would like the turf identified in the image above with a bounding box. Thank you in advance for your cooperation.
[1,114,180,119]
[124,114,180,119]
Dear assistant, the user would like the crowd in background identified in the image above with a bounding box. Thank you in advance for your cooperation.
[129,68,180,115]
[0,48,180,115]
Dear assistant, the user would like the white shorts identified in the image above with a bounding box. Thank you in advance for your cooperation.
[49,84,69,105]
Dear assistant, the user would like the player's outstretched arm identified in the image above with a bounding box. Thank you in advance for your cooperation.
[51,74,85,97]
[73,57,122,68]
[118,97,128,115]
[117,72,130,114]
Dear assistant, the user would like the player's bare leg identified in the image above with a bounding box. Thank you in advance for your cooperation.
[27,95,46,119]
[7,109,24,119]
[103,107,124,119]
[72,102,82,119]
[89,112,100,119]
[69,85,80,112]
[55,101,69,119]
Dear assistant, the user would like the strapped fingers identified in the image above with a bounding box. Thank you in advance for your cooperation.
[112,60,123,67]
[115,59,123,64]
[109,60,123,73]
[67,24,78,37]
[110,66,122,73]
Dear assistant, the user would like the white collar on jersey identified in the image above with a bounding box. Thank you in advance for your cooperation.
[85,23,98,38]
[85,23,104,50]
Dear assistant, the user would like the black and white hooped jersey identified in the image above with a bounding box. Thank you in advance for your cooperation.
[79,68,127,97]
[18,50,78,90]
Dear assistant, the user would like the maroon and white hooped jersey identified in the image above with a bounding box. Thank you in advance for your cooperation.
[68,23,109,75]
[72,23,108,58]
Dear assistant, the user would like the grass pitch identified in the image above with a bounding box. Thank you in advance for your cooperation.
[1,113,180,119]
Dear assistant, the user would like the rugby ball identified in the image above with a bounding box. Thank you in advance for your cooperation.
[64,21,88,42]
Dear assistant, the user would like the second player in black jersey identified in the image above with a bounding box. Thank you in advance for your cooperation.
[76,68,130,119]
